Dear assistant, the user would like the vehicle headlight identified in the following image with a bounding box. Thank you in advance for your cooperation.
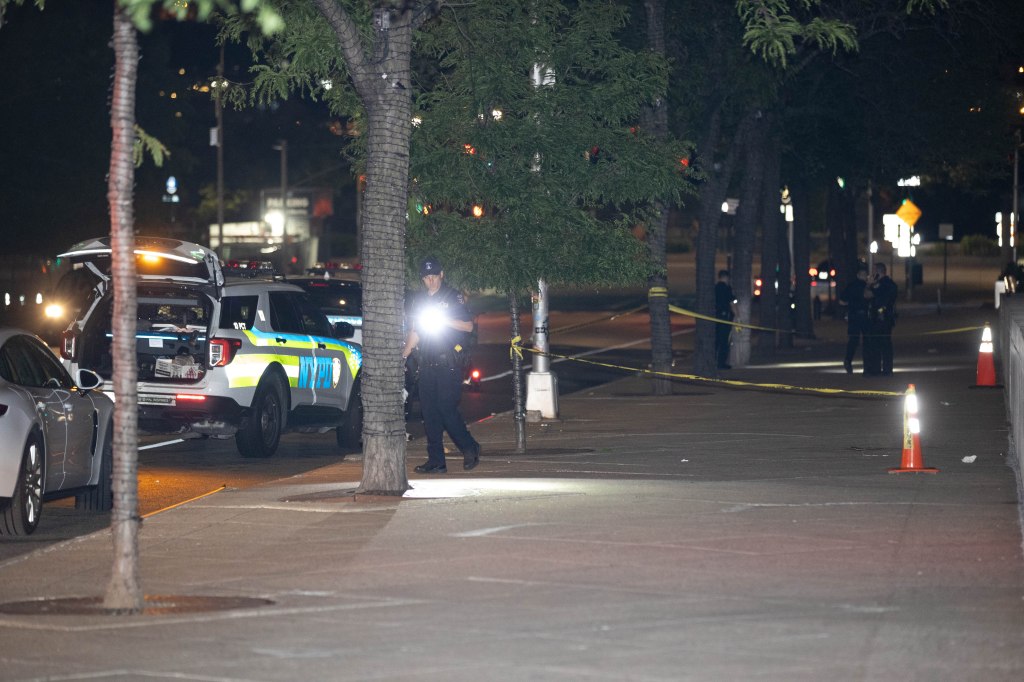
[418,307,448,335]
[44,303,65,319]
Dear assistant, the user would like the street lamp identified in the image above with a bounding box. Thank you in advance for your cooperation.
[780,187,794,282]
[272,140,289,267]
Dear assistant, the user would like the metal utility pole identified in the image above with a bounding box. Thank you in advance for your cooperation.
[867,180,874,272]
[215,44,225,253]
[1014,129,1020,264]
[273,140,289,267]
[509,292,527,453]
[525,62,558,419]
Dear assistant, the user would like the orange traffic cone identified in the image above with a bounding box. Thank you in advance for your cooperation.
[889,384,938,474]
[972,325,1000,388]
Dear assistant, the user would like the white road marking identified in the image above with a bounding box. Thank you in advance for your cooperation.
[139,438,186,451]
[451,523,552,538]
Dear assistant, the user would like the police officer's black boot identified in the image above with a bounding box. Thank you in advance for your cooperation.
[463,445,481,471]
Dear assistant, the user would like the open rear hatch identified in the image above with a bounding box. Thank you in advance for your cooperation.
[58,237,222,384]
[58,236,223,289]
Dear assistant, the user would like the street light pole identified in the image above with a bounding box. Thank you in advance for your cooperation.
[215,44,225,254]
[1014,129,1020,264]
[525,62,558,420]
[867,179,874,272]
[273,139,288,267]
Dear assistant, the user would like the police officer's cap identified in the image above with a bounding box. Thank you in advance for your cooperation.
[420,257,442,276]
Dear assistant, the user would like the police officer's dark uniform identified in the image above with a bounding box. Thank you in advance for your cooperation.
[839,266,869,374]
[404,257,480,474]
[863,263,898,376]
[714,270,736,369]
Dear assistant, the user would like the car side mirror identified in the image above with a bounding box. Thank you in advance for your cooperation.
[75,368,103,392]
[333,321,356,340]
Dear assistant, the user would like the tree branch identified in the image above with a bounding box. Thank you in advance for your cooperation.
[312,0,373,100]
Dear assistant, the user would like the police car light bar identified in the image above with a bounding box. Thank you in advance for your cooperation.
[222,261,280,280]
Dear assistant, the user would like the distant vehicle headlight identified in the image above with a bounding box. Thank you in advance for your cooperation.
[44,303,65,319]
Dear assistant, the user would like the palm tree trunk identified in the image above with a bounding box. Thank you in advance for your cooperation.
[312,0,428,496]
[694,113,750,376]
[641,0,673,395]
[104,0,142,614]
[757,123,786,350]
[356,66,413,496]
[730,112,768,367]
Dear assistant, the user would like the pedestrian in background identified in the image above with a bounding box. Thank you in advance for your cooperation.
[839,264,870,374]
[863,262,898,376]
[714,269,737,370]
[402,257,481,474]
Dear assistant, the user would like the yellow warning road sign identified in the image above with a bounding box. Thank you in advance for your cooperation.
[896,199,922,226]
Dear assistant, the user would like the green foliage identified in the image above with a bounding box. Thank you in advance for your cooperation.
[904,0,949,14]
[735,0,950,70]
[119,0,283,34]
[196,185,252,224]
[736,0,857,68]
[218,1,362,129]
[132,124,170,167]
[409,0,696,295]
[959,234,999,257]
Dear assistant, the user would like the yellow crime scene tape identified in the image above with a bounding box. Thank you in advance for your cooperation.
[508,338,904,398]
[667,303,985,337]
[919,325,986,335]
[668,304,778,332]
[504,293,987,399]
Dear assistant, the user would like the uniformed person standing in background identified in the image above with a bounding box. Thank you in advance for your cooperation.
[863,262,898,376]
[839,264,870,374]
[714,269,737,370]
[402,257,481,473]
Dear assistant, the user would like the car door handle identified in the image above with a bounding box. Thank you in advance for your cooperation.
[275,337,287,344]
[317,342,327,349]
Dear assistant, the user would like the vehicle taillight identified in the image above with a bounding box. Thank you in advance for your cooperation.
[208,338,242,367]
[60,330,77,361]
[470,369,481,381]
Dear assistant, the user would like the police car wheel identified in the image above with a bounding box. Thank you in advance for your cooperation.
[336,378,362,454]
[236,375,286,458]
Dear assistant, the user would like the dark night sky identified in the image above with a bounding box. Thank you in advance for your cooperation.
[0,0,354,256]
[0,1,1021,257]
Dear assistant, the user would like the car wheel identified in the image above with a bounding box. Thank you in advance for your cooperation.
[0,434,44,536]
[336,378,362,455]
[75,422,113,511]
[236,374,286,458]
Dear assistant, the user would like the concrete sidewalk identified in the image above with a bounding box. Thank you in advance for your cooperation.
[0,305,1022,681]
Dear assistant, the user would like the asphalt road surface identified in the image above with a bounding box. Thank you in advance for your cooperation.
[1,298,685,563]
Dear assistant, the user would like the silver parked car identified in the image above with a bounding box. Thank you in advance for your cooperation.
[0,328,113,535]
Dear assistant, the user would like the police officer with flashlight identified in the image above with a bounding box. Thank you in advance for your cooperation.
[402,257,481,473]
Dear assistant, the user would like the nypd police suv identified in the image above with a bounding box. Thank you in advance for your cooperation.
[56,237,362,458]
